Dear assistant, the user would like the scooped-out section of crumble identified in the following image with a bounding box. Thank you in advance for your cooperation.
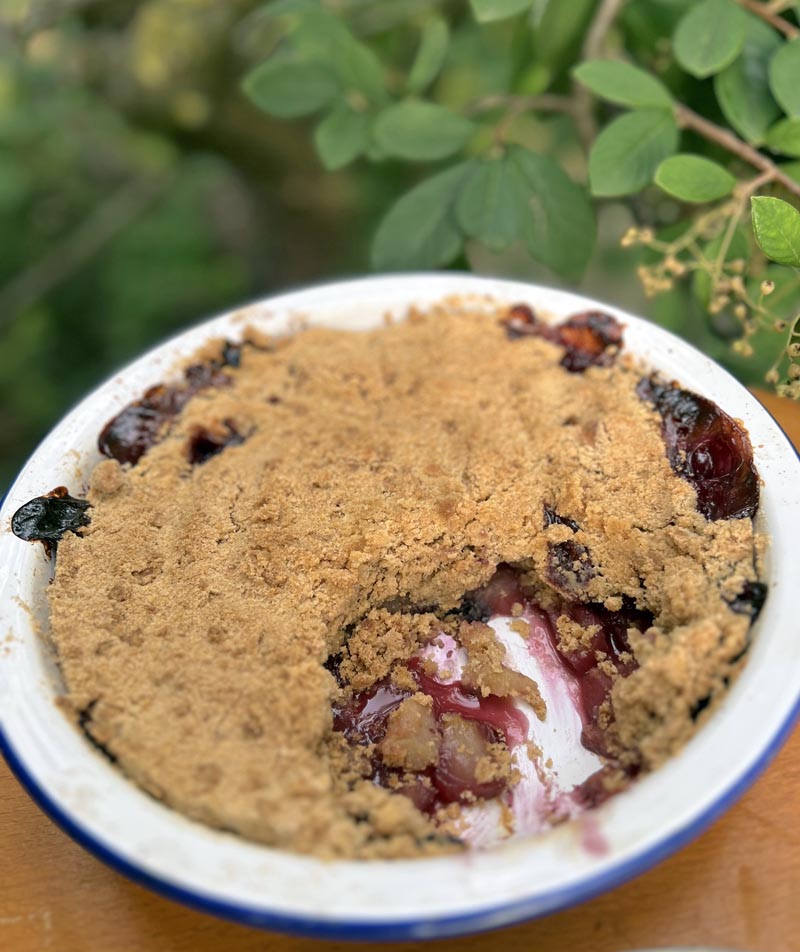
[17,299,764,859]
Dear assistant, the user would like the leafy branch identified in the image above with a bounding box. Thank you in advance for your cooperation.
[241,0,800,396]
[737,0,800,37]
[675,104,800,197]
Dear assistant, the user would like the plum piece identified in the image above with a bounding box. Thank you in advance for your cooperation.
[501,303,553,341]
[186,420,244,465]
[545,540,594,595]
[379,698,440,772]
[572,764,635,808]
[555,601,650,678]
[466,563,527,617]
[183,361,231,391]
[502,304,624,372]
[98,341,241,466]
[98,384,189,465]
[394,776,438,813]
[12,486,90,556]
[543,504,579,532]
[556,311,624,373]
[434,714,507,804]
[542,505,594,595]
[412,662,530,748]
[546,599,652,757]
[324,651,344,686]
[332,654,525,815]
[333,680,410,745]
[638,378,759,520]
[726,580,767,620]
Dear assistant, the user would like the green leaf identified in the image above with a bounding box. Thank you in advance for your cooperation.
[573,60,673,109]
[470,0,532,23]
[332,34,388,107]
[654,154,736,202]
[766,118,800,157]
[256,0,319,19]
[284,4,353,61]
[621,0,695,50]
[769,38,800,117]
[714,16,782,145]
[751,196,800,267]
[373,101,475,161]
[313,104,370,170]
[508,146,595,282]
[242,58,339,118]
[533,0,595,66]
[673,0,747,78]
[456,157,521,252]
[372,162,472,270]
[693,227,750,307]
[408,17,450,94]
[589,109,679,197]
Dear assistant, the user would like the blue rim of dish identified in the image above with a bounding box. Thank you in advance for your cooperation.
[2,285,800,942]
[2,699,799,942]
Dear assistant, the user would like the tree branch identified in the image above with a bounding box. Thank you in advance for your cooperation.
[737,0,800,38]
[573,0,629,145]
[583,0,628,59]
[676,103,800,198]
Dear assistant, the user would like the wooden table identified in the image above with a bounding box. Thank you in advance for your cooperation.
[2,391,799,952]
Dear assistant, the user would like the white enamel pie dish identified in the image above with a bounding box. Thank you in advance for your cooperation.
[1,274,799,941]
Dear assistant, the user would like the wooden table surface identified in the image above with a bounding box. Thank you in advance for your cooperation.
[2,390,799,952]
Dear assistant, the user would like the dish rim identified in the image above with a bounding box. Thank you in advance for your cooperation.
[2,272,799,942]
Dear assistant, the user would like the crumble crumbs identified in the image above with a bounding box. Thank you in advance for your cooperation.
[458,621,545,718]
[47,301,761,859]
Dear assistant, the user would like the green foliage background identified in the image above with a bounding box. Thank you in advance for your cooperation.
[2,0,800,489]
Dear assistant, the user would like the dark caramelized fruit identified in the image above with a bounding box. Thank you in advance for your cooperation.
[557,311,624,372]
[98,341,242,466]
[11,487,90,555]
[466,563,527,618]
[97,384,186,466]
[638,378,759,520]
[503,304,623,373]
[542,505,595,595]
[726,580,768,620]
[186,420,244,466]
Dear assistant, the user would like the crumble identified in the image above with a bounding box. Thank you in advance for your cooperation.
[18,300,764,858]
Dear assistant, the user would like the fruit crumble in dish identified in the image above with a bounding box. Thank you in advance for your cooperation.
[12,299,766,859]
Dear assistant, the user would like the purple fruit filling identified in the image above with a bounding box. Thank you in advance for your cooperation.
[638,378,759,521]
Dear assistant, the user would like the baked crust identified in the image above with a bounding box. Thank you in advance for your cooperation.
[47,301,762,858]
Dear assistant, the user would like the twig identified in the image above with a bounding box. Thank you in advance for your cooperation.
[573,0,629,146]
[767,0,796,13]
[737,0,799,37]
[676,104,800,198]
[0,175,170,331]
[714,170,776,273]
[583,0,628,58]
[712,199,747,283]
